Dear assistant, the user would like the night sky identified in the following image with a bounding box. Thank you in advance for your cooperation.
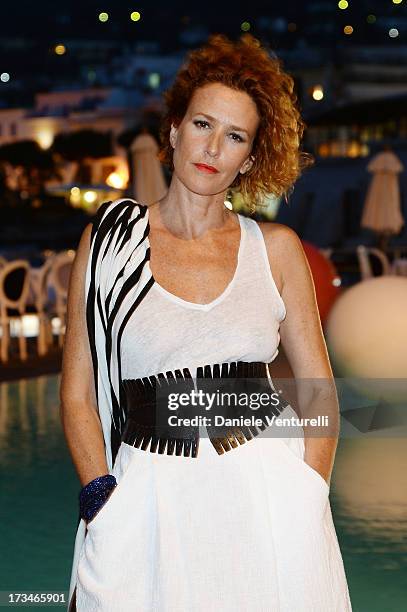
[1,1,406,46]
[1,0,406,109]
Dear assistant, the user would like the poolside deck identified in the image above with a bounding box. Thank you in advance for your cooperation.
[0,338,62,382]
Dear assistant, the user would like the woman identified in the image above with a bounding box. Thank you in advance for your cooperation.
[61,34,352,611]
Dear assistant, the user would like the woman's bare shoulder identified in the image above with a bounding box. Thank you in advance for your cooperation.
[256,221,302,291]
[257,220,300,246]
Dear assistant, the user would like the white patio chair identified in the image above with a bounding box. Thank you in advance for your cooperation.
[391,258,407,277]
[319,248,333,261]
[28,255,56,356]
[356,245,392,280]
[0,260,31,362]
[47,251,75,347]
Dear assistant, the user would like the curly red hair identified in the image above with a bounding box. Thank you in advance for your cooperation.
[157,33,314,214]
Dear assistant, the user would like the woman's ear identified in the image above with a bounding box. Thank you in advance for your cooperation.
[240,155,255,175]
[170,123,178,149]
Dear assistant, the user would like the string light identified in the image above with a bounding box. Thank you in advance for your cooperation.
[241,21,251,32]
[98,12,109,22]
[392,0,403,5]
[106,172,126,189]
[338,1,348,9]
[70,187,81,206]
[148,73,160,88]
[55,44,66,55]
[389,28,399,38]
[311,85,324,101]
[130,11,141,21]
[344,25,353,35]
[37,129,54,149]
[0,73,10,82]
[84,191,97,204]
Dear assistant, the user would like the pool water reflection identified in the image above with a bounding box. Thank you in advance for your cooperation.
[0,375,406,611]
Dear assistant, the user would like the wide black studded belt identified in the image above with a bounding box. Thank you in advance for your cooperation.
[120,360,290,458]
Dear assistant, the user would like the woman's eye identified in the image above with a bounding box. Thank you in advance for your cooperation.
[230,133,244,143]
[194,120,209,129]
[193,120,244,143]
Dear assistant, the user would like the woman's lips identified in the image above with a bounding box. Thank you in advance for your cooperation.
[193,163,219,174]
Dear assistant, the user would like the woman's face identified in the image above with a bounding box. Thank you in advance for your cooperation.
[169,82,260,197]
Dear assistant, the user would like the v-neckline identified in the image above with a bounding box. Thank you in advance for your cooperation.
[146,208,246,312]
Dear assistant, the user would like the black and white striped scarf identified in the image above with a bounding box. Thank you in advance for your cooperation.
[85,198,154,470]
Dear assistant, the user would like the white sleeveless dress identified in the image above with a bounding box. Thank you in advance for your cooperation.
[69,199,352,611]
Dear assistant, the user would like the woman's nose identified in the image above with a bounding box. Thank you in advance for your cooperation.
[205,130,222,157]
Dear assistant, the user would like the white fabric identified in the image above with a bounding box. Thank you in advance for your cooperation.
[68,199,154,609]
[120,212,286,380]
[75,429,353,611]
[68,199,353,610]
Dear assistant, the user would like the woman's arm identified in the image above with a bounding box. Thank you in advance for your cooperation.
[263,223,340,485]
[59,223,109,487]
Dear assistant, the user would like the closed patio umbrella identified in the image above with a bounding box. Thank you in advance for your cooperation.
[361,147,404,250]
[130,131,168,205]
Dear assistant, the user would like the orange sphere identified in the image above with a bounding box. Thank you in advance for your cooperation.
[301,241,341,324]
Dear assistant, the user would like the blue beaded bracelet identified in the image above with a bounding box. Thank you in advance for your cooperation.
[79,474,117,523]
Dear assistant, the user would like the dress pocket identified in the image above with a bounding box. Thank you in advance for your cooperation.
[276,437,330,496]
[86,442,138,531]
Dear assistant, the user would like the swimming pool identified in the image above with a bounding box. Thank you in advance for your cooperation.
[0,374,406,610]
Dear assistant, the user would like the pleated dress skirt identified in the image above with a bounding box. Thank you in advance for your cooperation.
[75,406,352,611]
